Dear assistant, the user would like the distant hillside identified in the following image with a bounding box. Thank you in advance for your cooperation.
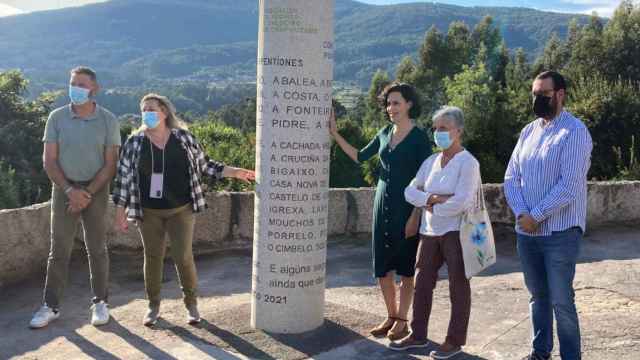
[0,0,592,92]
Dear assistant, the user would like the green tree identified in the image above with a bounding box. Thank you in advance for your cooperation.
[414,26,449,119]
[566,14,605,80]
[494,41,510,88]
[614,135,640,180]
[444,62,516,182]
[0,161,19,209]
[446,21,473,76]
[468,16,507,85]
[332,98,348,120]
[471,16,501,58]
[190,120,255,191]
[0,70,56,207]
[395,56,418,84]
[569,76,640,179]
[347,94,368,126]
[210,97,256,132]
[566,18,581,54]
[533,32,569,74]
[329,118,370,188]
[363,69,391,128]
[601,1,640,83]
[505,48,534,131]
[419,26,449,78]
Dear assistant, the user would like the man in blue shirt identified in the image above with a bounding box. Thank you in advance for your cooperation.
[505,71,592,360]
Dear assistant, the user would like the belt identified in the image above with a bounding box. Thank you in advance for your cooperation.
[69,180,92,187]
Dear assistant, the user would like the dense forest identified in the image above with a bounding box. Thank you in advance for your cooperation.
[0,0,592,109]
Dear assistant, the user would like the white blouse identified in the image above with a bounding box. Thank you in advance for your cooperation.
[404,150,481,236]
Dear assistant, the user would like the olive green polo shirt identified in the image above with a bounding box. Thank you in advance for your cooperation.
[43,103,121,181]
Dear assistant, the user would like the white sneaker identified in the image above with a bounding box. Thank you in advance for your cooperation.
[143,305,160,326]
[90,301,110,326]
[186,304,201,325]
[30,305,60,329]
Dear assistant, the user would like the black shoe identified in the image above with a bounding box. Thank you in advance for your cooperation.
[521,352,550,360]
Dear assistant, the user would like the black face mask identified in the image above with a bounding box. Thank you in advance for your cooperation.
[533,94,556,119]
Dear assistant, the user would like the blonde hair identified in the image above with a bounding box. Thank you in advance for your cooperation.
[136,93,187,133]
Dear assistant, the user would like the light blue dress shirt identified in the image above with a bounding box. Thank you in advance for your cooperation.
[504,110,593,236]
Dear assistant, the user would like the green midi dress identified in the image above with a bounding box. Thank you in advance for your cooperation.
[357,124,432,278]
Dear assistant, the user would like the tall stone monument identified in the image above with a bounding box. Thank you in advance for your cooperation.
[251,0,334,333]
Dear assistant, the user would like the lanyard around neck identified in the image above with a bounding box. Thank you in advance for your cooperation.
[149,137,165,175]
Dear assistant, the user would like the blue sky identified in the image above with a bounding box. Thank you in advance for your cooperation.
[0,0,624,17]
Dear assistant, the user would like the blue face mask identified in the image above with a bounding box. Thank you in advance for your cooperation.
[142,111,160,129]
[434,130,453,150]
[69,85,91,105]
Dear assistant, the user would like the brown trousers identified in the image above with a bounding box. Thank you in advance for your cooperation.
[411,231,471,346]
[44,183,110,308]
[138,204,197,307]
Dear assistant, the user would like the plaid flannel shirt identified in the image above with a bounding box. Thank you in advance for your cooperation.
[112,128,225,220]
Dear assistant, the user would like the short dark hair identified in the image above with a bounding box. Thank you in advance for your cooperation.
[378,82,421,120]
[535,71,566,91]
[70,66,97,82]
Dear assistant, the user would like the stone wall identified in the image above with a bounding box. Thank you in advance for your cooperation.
[1,182,639,288]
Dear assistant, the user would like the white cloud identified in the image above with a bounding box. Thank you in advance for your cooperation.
[561,0,614,4]
[0,4,23,17]
[559,0,623,17]
[0,1,109,14]
[581,6,617,17]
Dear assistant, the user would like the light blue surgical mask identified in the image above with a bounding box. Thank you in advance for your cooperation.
[434,130,453,149]
[69,85,91,105]
[142,111,160,129]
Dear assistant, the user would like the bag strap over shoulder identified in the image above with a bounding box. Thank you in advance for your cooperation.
[473,174,487,212]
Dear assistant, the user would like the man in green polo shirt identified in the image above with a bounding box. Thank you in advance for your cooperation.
[30,67,121,329]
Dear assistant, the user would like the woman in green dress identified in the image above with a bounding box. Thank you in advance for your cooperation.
[330,82,432,340]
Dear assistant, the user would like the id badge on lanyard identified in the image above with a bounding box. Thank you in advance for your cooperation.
[150,173,163,199]
[149,138,165,199]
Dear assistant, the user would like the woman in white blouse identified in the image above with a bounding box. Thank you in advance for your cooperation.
[390,106,480,360]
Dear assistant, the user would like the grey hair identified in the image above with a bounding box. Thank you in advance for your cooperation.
[432,106,464,129]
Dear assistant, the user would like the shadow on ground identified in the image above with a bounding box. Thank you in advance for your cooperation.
[0,226,637,359]
[325,225,640,289]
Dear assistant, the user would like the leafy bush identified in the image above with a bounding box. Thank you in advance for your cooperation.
[0,161,19,209]
[0,70,54,208]
[190,120,255,192]
[569,77,640,179]
[614,136,640,181]
[329,118,372,188]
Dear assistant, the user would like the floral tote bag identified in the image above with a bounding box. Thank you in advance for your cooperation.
[459,179,496,279]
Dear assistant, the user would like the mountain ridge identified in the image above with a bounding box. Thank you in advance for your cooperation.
[0,0,593,89]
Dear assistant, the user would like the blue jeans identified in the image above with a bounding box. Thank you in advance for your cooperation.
[517,227,582,360]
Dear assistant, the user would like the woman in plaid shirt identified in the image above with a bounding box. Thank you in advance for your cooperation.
[113,94,254,326]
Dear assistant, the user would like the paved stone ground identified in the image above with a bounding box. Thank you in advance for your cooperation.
[0,226,638,359]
